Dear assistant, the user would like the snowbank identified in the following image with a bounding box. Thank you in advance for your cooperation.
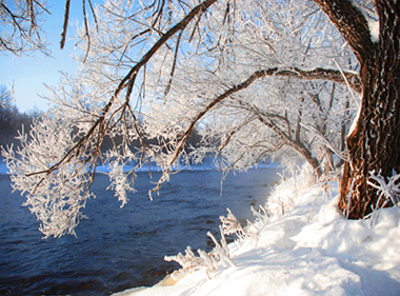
[114,177,400,296]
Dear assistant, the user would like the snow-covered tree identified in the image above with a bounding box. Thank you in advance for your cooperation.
[0,0,50,56]
[313,0,400,219]
[2,0,398,237]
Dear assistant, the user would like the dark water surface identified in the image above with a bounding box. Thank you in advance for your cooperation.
[0,167,280,295]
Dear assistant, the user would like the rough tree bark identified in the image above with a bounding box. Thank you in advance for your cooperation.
[314,0,400,219]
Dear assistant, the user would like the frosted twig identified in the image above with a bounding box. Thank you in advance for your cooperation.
[366,170,400,226]
[220,208,247,241]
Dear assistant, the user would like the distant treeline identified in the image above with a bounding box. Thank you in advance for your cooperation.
[0,101,41,149]
[0,86,208,156]
[0,107,206,155]
[100,125,205,154]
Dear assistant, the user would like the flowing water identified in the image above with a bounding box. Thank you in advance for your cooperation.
[0,166,280,295]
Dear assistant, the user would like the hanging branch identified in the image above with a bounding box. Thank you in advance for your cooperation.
[164,29,183,96]
[60,0,71,49]
[218,116,258,152]
[87,0,99,32]
[26,0,219,198]
[60,0,98,59]
[115,0,218,100]
[81,0,91,63]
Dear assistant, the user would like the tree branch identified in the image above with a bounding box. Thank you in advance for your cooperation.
[312,0,376,63]
[115,0,218,99]
[149,63,361,194]
[275,67,361,94]
[60,0,71,49]
[27,0,219,199]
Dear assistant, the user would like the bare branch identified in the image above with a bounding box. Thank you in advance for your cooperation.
[164,29,183,96]
[60,0,71,49]
[26,0,219,198]
[219,116,257,152]
[82,0,91,63]
[116,0,218,99]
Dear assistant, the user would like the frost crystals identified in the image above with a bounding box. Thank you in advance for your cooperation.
[366,170,400,226]
[165,207,266,281]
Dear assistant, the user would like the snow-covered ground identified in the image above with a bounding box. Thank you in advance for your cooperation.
[114,168,400,296]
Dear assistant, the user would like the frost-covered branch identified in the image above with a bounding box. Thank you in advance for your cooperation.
[3,0,360,237]
[366,170,400,226]
[165,206,269,280]
[274,67,361,94]
[0,0,50,56]
[151,65,358,191]
[164,227,235,280]
[367,171,400,207]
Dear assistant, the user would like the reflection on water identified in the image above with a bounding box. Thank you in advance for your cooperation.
[0,167,280,295]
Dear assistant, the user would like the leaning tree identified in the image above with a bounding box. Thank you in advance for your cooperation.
[2,0,399,237]
[313,0,400,218]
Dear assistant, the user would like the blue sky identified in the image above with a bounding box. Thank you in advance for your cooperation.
[0,2,90,113]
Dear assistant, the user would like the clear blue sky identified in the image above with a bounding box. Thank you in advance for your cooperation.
[0,2,91,113]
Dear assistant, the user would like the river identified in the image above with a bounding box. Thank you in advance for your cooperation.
[0,166,280,295]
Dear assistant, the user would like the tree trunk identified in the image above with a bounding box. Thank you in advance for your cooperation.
[338,2,400,219]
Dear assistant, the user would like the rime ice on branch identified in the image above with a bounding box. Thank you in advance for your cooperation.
[6,0,397,236]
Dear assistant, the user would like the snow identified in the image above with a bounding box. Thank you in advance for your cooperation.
[113,173,400,296]
[350,0,379,43]
[348,102,361,137]
[367,19,379,43]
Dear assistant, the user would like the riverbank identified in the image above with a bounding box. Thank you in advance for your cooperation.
[114,175,400,296]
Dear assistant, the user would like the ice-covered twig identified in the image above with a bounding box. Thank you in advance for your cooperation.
[367,170,400,206]
[207,231,236,268]
[164,232,235,280]
[219,225,229,256]
[165,203,275,280]
[251,205,269,225]
[220,208,247,241]
[164,246,208,280]
[166,206,272,280]
[366,170,400,226]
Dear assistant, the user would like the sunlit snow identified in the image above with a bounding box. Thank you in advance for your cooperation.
[367,20,379,43]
